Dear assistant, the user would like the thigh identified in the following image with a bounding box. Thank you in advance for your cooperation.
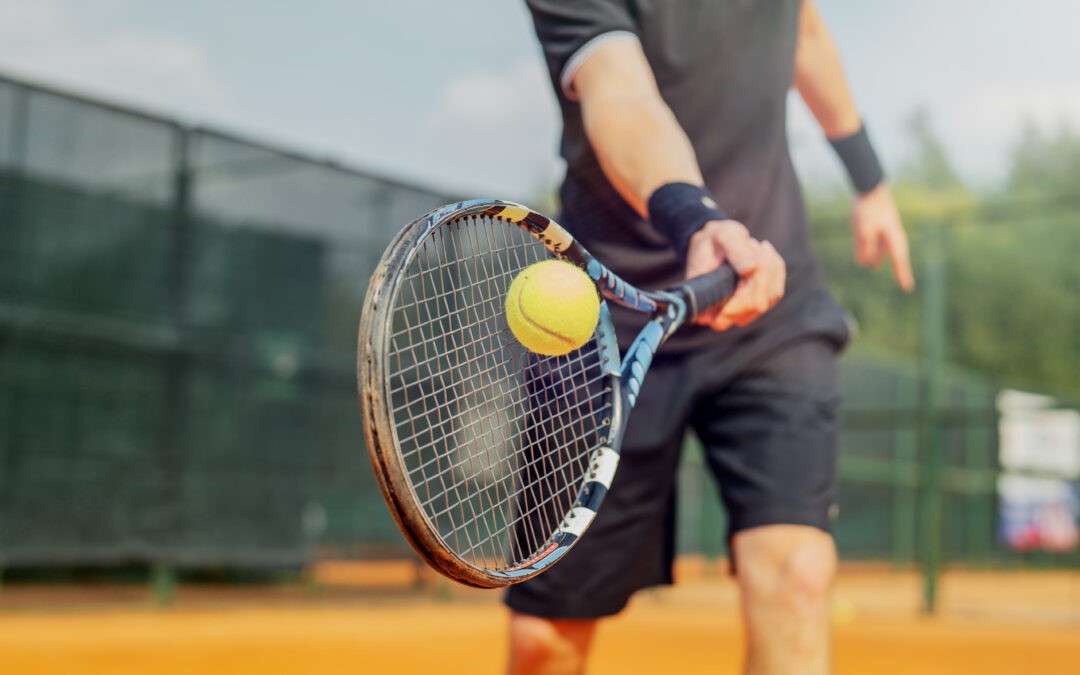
[692,338,842,539]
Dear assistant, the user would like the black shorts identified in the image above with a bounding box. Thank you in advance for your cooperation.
[504,329,846,620]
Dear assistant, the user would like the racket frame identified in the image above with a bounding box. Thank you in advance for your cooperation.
[359,199,696,587]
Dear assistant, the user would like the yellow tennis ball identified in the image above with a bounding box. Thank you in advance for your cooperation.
[506,260,600,356]
[831,599,856,625]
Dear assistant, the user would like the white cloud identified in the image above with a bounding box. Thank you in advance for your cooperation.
[420,59,562,199]
[952,81,1080,141]
[0,0,64,34]
[0,0,233,119]
[939,81,1080,184]
[433,66,542,127]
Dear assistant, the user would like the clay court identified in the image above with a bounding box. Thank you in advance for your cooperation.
[1,563,1076,674]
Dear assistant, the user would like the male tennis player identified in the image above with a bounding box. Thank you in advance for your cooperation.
[509,1,912,673]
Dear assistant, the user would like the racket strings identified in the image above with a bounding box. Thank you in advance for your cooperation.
[443,216,563,568]
[417,388,610,521]
[394,343,607,471]
[387,235,538,342]
[406,217,533,570]
[432,218,534,567]
[402,385,608,487]
[385,214,610,571]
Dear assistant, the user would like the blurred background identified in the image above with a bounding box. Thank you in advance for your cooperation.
[0,1,1077,673]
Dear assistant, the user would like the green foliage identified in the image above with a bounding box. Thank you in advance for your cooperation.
[902,109,964,190]
[1009,122,1080,196]
[810,114,1080,401]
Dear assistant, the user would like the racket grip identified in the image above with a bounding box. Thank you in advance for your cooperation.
[680,263,738,319]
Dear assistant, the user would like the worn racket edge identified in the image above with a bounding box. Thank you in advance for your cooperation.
[358,199,736,588]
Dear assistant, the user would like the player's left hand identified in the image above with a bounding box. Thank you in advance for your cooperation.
[852,183,914,291]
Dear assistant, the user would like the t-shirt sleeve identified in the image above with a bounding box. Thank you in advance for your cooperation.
[524,0,640,100]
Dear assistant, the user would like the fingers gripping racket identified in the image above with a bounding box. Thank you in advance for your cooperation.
[358,199,735,588]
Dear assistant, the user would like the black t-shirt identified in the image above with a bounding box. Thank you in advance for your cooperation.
[526,0,850,354]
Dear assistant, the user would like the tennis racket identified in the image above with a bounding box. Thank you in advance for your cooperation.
[358,199,736,588]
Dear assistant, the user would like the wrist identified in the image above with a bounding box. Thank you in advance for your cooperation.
[856,182,889,202]
[689,218,743,246]
[647,183,729,262]
[829,123,884,195]
[820,111,862,140]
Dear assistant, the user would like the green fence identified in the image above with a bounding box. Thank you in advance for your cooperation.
[0,74,450,568]
[0,73,1076,596]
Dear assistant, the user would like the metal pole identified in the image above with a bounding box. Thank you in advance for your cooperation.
[154,126,193,587]
[893,374,918,567]
[151,563,177,607]
[919,221,947,613]
[0,85,31,525]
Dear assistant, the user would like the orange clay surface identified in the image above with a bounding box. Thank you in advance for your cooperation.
[0,561,1076,675]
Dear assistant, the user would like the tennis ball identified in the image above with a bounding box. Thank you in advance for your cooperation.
[506,260,600,356]
[831,599,856,625]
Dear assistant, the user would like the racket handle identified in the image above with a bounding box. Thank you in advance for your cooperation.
[680,263,738,319]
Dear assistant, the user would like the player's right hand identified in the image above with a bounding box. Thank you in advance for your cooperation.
[685,219,786,332]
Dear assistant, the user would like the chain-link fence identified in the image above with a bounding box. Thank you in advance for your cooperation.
[0,74,450,569]
[1,73,1077,600]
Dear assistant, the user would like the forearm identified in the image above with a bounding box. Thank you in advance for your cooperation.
[575,41,703,217]
[569,37,785,327]
[793,0,861,139]
[793,5,912,289]
[582,94,702,216]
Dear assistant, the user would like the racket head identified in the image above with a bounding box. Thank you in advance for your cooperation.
[358,200,623,587]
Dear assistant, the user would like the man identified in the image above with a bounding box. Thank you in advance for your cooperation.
[509,1,912,674]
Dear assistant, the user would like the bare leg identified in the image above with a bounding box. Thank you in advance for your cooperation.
[507,612,598,675]
[732,524,837,675]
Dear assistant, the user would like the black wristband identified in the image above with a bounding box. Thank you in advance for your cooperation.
[829,124,885,194]
[646,182,728,262]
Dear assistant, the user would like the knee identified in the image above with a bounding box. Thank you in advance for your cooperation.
[508,613,595,675]
[735,526,837,616]
[781,538,836,613]
[509,615,562,669]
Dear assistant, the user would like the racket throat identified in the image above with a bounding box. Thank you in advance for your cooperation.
[619,310,677,408]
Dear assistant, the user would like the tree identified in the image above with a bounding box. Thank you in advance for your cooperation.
[900,109,963,190]
[1008,121,1080,198]
[810,109,1080,400]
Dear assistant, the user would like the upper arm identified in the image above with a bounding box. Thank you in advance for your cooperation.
[794,0,826,81]
[572,37,659,107]
[525,0,649,101]
[798,0,823,40]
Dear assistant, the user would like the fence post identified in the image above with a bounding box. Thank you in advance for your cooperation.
[918,221,947,613]
[5,83,29,297]
[893,374,918,567]
[151,564,177,607]
[0,85,30,524]
[154,126,193,587]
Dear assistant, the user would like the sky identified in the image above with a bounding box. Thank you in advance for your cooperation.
[0,0,1078,201]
